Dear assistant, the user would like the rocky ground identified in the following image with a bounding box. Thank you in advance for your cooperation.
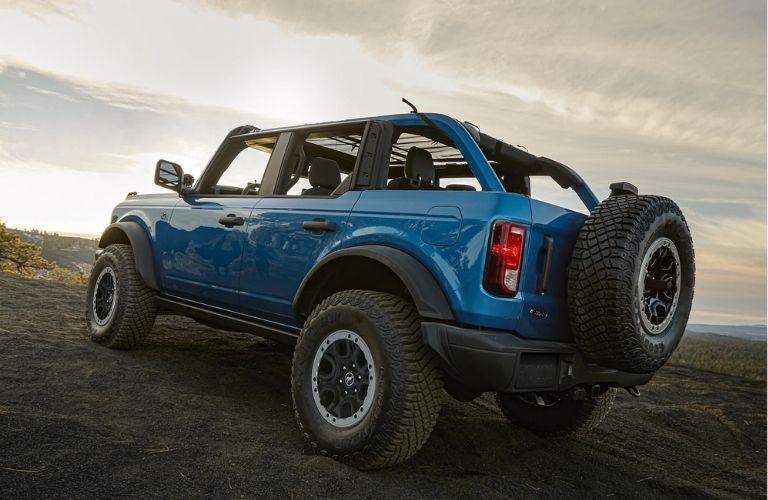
[0,273,765,498]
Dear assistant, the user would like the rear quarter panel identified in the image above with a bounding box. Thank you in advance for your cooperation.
[347,191,585,342]
[347,190,533,328]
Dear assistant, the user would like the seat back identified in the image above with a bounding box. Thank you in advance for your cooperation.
[387,147,436,190]
[303,157,341,196]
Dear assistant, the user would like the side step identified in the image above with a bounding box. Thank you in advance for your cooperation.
[156,296,299,345]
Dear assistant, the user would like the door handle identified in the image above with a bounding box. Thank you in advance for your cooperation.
[218,214,245,228]
[303,220,336,232]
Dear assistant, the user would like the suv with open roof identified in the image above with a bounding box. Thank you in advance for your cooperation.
[85,110,695,469]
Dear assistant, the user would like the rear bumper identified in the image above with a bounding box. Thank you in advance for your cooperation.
[421,322,653,393]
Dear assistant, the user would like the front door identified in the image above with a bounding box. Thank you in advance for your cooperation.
[160,196,257,310]
[158,130,281,311]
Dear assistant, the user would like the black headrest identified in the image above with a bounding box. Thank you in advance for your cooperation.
[503,173,530,196]
[405,147,434,185]
[308,157,341,189]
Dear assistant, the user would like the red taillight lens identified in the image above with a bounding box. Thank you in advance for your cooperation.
[484,221,525,296]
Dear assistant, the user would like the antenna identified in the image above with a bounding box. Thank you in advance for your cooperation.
[401,97,440,132]
[402,98,418,114]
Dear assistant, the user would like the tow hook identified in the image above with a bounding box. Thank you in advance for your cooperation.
[570,385,602,400]
[625,386,641,398]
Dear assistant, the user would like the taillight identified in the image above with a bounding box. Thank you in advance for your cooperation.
[484,221,525,296]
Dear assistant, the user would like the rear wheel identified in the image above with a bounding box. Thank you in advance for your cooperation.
[85,244,157,349]
[291,290,443,469]
[495,389,617,437]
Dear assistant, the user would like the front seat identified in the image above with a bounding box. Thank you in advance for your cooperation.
[303,157,341,196]
[387,147,436,190]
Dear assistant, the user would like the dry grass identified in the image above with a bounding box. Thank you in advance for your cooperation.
[670,332,766,382]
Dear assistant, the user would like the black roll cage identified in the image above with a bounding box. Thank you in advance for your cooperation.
[193,119,392,197]
[190,116,590,202]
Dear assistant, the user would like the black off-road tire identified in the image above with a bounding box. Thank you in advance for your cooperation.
[568,195,695,373]
[291,290,443,469]
[495,389,617,437]
[85,244,157,349]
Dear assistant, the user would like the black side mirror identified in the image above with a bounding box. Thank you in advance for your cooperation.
[155,159,183,192]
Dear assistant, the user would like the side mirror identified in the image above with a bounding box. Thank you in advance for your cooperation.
[155,159,183,192]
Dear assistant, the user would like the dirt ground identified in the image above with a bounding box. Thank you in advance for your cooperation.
[0,273,765,499]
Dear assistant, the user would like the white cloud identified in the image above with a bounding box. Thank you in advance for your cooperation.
[24,84,79,102]
[0,0,80,17]
[192,0,766,159]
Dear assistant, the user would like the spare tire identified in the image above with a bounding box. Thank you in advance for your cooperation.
[568,194,695,373]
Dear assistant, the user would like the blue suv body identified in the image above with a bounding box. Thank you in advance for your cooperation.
[99,112,652,394]
[89,110,694,468]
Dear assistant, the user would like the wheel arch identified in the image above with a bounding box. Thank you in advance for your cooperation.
[293,245,455,324]
[97,222,160,290]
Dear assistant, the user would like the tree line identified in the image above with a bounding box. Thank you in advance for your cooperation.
[0,222,87,284]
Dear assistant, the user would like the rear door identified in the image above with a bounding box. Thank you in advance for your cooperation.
[237,122,380,325]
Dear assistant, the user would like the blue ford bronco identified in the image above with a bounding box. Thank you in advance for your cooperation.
[86,108,695,469]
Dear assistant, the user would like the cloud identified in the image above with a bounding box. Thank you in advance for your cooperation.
[193,0,766,159]
[0,60,277,236]
[24,84,80,102]
[0,61,274,174]
[0,0,80,17]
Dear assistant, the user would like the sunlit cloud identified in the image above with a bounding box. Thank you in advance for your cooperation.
[0,0,81,17]
[194,0,766,159]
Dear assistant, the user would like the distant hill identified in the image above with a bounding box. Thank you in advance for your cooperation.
[10,228,98,274]
[686,324,766,342]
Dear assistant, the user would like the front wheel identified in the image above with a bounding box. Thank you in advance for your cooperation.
[495,389,617,437]
[85,243,157,349]
[291,290,443,469]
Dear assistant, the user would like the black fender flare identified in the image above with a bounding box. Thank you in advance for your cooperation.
[97,221,160,290]
[293,245,455,323]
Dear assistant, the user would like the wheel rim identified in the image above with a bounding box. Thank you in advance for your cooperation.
[638,237,681,334]
[92,266,117,326]
[311,330,376,428]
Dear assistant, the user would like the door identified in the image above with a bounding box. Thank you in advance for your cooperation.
[237,123,373,325]
[158,132,280,311]
[238,192,361,324]
[160,197,257,310]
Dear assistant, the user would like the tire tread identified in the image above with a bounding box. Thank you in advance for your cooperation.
[291,290,443,469]
[568,195,693,373]
[86,243,156,349]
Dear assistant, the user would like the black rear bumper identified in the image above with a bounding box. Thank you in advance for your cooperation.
[421,322,653,393]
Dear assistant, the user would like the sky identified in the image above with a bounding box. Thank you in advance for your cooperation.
[0,0,765,324]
